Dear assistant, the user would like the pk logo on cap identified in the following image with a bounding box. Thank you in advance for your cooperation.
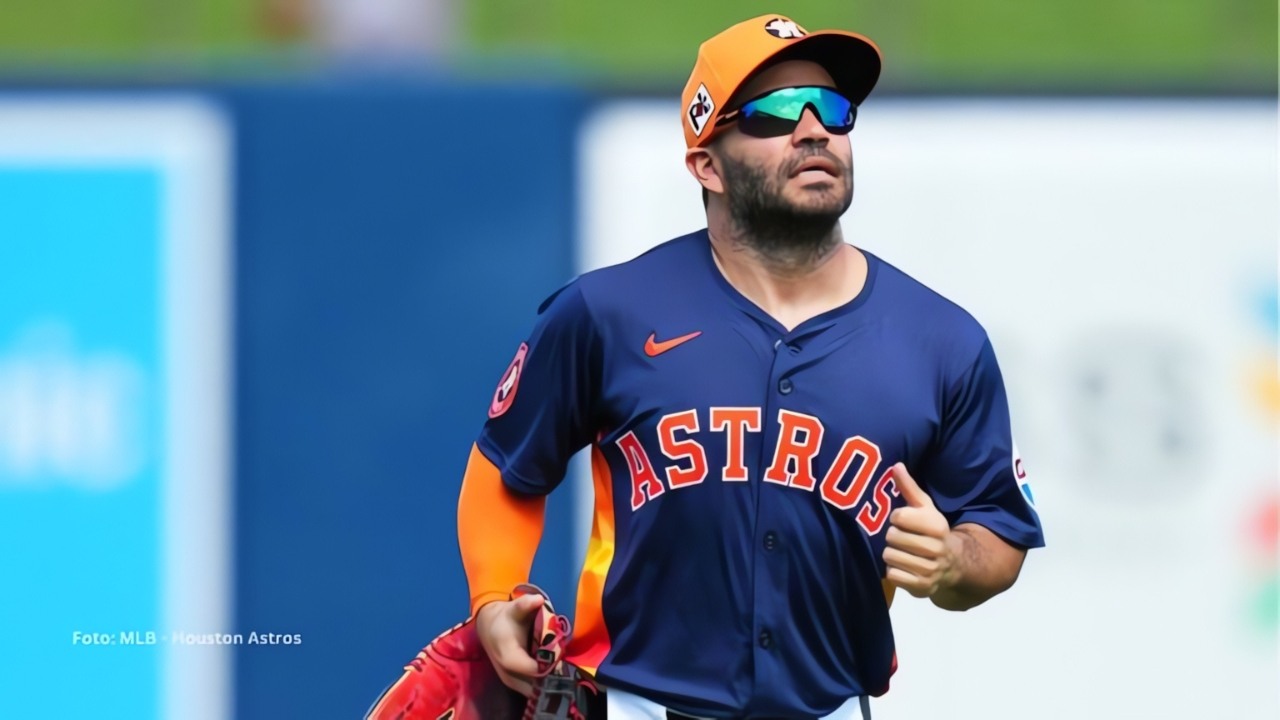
[764,18,806,39]
[687,83,715,137]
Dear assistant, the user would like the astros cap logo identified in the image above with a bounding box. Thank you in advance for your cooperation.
[679,13,882,149]
[763,18,806,39]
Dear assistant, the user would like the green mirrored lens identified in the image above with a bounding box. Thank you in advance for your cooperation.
[741,87,854,130]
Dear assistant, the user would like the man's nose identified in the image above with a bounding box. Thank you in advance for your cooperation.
[791,106,830,145]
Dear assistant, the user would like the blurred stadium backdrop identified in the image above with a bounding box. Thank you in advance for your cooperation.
[0,2,1274,719]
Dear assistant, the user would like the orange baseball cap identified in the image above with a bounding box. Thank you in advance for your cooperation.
[681,14,882,149]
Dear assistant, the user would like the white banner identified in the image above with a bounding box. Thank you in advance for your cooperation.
[577,99,1278,720]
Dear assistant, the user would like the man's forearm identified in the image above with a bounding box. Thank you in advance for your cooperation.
[457,443,545,616]
[931,523,1027,611]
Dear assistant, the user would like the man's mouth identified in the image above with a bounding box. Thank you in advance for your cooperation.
[791,157,840,177]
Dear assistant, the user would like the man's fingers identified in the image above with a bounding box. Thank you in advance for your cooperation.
[885,525,946,558]
[884,567,930,598]
[887,506,948,537]
[485,631,539,696]
[495,643,540,677]
[883,546,937,577]
[511,593,545,620]
[476,595,547,699]
[891,463,933,509]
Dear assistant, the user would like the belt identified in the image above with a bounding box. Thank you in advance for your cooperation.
[602,686,869,720]
[663,698,870,720]
[665,707,783,712]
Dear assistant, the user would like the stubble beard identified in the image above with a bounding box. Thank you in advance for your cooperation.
[720,149,854,271]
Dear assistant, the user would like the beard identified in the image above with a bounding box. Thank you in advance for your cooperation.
[719,147,853,267]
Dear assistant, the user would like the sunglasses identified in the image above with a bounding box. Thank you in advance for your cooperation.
[716,86,857,138]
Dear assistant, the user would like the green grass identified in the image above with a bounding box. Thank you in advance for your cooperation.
[0,0,1273,91]
[463,0,1277,90]
[0,0,271,60]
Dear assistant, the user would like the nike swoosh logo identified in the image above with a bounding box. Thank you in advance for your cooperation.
[645,330,703,357]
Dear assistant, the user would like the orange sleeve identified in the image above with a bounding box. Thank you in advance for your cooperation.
[457,443,546,616]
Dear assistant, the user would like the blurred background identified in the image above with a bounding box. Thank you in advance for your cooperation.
[0,2,1274,719]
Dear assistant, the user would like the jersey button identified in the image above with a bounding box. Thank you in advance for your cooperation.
[763,531,777,551]
[759,630,773,649]
[778,378,794,395]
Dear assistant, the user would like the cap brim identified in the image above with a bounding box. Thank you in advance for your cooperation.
[748,31,882,107]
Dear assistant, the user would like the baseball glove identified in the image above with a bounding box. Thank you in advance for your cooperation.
[365,584,598,720]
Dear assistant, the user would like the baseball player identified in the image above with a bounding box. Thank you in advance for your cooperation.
[458,13,1045,720]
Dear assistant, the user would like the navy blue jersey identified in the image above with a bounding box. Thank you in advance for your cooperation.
[476,230,1044,718]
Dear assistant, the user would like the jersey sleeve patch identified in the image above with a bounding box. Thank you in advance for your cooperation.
[488,342,528,419]
[1013,439,1036,508]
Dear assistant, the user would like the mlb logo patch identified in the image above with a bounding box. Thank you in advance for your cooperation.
[687,83,715,137]
[1012,440,1036,509]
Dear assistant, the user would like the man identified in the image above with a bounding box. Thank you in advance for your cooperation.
[458,13,1045,719]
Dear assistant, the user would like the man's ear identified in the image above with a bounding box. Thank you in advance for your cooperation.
[685,146,724,196]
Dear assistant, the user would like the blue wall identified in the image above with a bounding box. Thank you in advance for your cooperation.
[228,81,586,718]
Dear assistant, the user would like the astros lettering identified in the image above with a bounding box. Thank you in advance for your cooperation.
[617,407,899,532]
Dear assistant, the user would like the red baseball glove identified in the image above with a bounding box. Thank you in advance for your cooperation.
[365,584,598,720]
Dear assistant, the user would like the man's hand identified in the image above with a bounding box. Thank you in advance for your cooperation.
[882,462,960,599]
[474,593,544,697]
